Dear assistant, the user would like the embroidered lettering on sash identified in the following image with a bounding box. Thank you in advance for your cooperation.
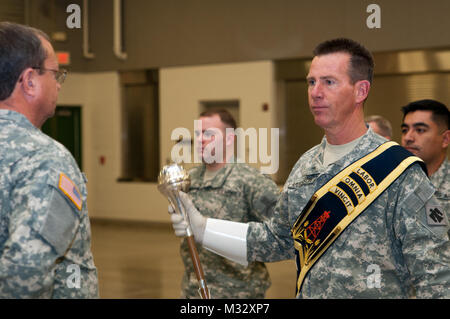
[342,175,365,204]
[353,167,377,192]
[329,186,354,215]
[291,141,426,297]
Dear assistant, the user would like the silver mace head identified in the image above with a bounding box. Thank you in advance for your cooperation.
[157,163,192,234]
[157,163,190,195]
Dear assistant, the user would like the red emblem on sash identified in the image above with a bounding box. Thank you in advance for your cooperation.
[305,211,330,244]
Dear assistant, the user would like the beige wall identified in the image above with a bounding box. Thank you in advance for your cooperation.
[160,61,276,172]
[25,0,450,72]
[57,61,276,222]
[57,72,164,222]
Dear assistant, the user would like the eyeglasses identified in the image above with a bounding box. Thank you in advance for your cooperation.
[32,67,67,84]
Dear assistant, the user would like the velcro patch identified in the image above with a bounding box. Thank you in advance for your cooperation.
[426,204,448,226]
[58,173,82,211]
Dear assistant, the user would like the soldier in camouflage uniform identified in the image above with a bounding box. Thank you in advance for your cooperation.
[401,100,449,226]
[246,127,448,298]
[173,109,279,298]
[431,160,449,230]
[0,22,98,298]
[365,114,392,140]
[172,38,449,298]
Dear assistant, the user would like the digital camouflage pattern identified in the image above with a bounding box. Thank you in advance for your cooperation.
[430,159,449,229]
[180,163,279,298]
[0,110,98,298]
[247,128,450,298]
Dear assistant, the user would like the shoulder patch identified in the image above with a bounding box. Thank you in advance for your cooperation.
[58,173,82,210]
[426,203,448,226]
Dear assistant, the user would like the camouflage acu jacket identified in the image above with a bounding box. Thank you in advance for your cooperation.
[430,159,449,225]
[180,163,279,298]
[247,128,449,298]
[0,110,98,298]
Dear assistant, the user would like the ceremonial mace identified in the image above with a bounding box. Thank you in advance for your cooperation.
[157,163,211,299]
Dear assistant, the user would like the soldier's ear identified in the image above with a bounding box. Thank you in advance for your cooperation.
[354,80,370,105]
[224,128,235,147]
[20,68,37,97]
[441,129,449,149]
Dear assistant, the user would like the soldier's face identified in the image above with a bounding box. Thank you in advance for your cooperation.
[401,110,449,165]
[35,37,61,124]
[195,115,227,164]
[307,52,359,130]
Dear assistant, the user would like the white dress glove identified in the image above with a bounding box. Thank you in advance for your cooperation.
[168,191,249,266]
[169,191,206,244]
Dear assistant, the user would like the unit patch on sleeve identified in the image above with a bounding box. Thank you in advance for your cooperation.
[426,204,448,226]
[58,173,82,211]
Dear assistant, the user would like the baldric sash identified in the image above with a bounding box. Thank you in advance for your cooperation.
[291,141,426,297]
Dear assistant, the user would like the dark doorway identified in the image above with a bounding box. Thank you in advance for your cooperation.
[42,105,82,170]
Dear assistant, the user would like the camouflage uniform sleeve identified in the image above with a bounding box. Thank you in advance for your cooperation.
[0,157,82,298]
[395,165,450,298]
[245,172,280,222]
[247,188,295,263]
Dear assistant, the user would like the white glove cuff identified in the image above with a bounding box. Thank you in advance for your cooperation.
[202,218,249,267]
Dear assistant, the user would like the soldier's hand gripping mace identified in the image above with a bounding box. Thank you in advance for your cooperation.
[157,163,211,299]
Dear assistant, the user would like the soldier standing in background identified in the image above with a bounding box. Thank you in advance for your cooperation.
[401,99,449,229]
[171,109,279,298]
[365,114,392,140]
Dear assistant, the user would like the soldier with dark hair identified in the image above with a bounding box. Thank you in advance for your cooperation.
[401,99,449,227]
